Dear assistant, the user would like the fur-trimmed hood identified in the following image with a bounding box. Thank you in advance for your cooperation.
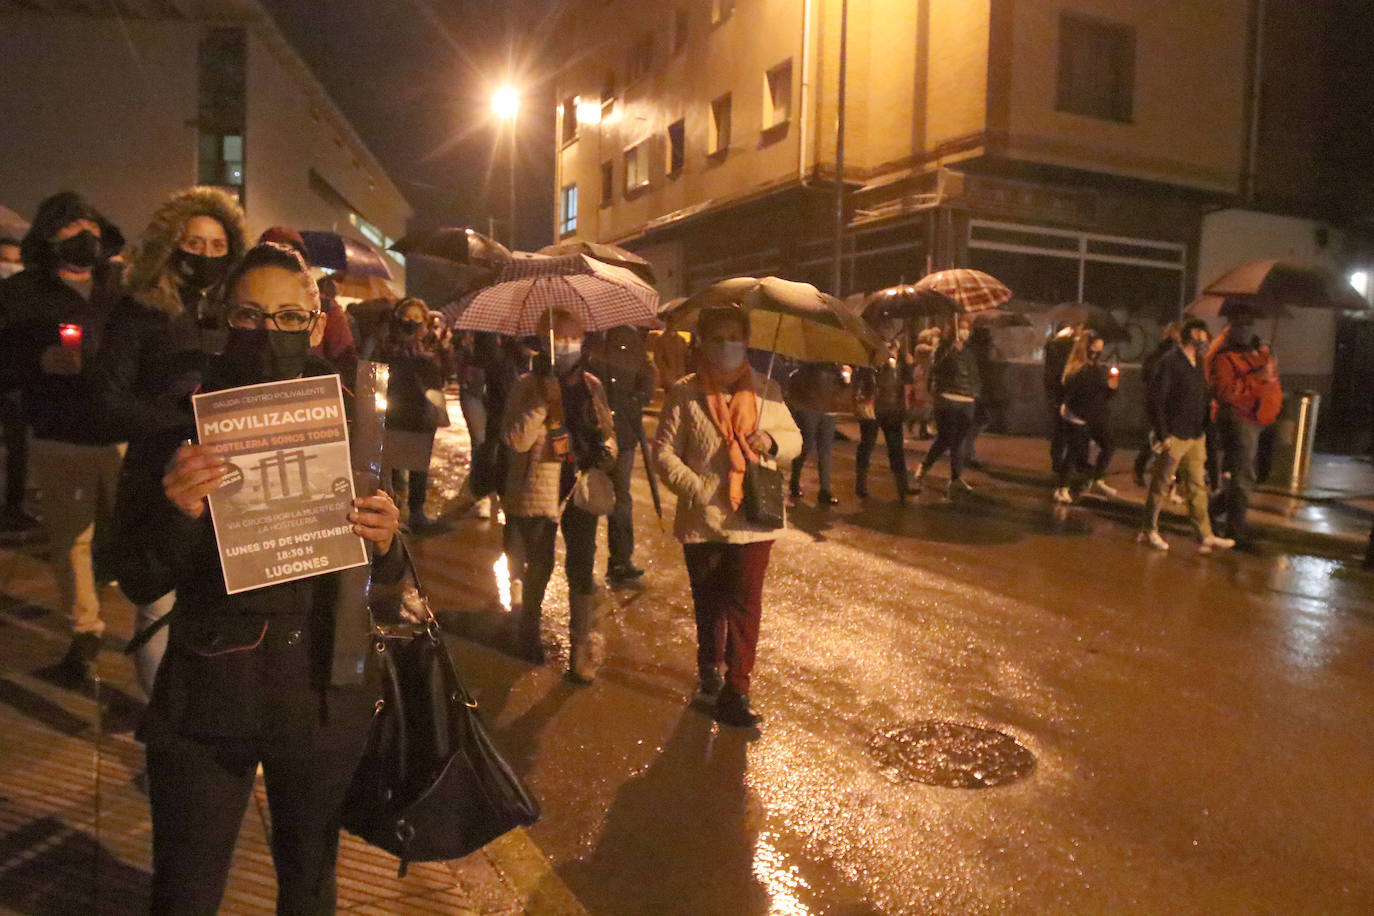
[125,186,246,317]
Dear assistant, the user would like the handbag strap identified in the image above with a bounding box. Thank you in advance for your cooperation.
[368,537,480,711]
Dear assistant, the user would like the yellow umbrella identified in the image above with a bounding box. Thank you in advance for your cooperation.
[664,276,883,366]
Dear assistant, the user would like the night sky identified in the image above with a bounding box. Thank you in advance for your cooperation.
[260,0,560,249]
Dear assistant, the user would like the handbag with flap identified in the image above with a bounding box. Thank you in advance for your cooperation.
[343,542,540,876]
[742,459,785,530]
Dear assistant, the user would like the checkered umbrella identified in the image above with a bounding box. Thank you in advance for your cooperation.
[443,253,660,333]
[912,269,1012,313]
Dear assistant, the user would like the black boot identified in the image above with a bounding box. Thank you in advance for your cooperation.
[697,667,724,697]
[713,686,762,728]
[57,632,102,685]
[855,470,869,500]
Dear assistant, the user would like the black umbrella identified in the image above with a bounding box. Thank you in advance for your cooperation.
[1043,302,1129,342]
[862,284,960,323]
[1202,259,1367,311]
[538,240,656,285]
[390,227,512,268]
[299,230,393,279]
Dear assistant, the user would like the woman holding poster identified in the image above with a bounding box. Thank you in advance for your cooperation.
[141,242,403,914]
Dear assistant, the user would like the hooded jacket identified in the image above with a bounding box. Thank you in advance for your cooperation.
[0,192,123,443]
[91,187,247,443]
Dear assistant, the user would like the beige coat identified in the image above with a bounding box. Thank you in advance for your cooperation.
[501,371,617,519]
[654,371,802,545]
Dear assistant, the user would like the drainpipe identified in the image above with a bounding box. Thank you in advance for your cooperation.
[830,0,848,297]
[1243,0,1265,202]
[798,0,816,187]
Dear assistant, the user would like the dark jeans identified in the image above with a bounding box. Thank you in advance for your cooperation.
[1049,409,1071,479]
[607,420,640,568]
[146,728,369,914]
[920,397,975,480]
[459,387,487,451]
[683,539,773,695]
[2,393,27,509]
[1060,419,1113,487]
[789,406,836,495]
[1212,407,1263,537]
[392,469,429,518]
[512,503,599,614]
[856,410,908,491]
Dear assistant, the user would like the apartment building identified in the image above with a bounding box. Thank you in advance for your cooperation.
[0,0,410,282]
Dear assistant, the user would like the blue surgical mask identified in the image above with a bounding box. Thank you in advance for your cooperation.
[705,340,747,372]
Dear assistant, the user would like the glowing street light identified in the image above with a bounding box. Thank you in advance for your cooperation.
[492,85,520,246]
[491,85,520,121]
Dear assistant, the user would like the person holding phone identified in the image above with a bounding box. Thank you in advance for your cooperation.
[1054,330,1120,502]
[0,191,124,682]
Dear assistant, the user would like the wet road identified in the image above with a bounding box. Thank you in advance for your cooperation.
[416,401,1374,915]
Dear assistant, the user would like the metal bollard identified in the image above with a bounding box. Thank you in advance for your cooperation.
[1287,390,1321,493]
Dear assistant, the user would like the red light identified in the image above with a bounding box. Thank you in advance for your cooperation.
[58,323,82,348]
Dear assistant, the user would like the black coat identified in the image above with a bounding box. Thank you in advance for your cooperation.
[1061,364,1116,428]
[0,267,123,444]
[929,342,981,400]
[134,357,403,749]
[1148,346,1210,441]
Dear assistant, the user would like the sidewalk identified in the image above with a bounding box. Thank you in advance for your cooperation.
[873,425,1374,557]
[0,537,586,914]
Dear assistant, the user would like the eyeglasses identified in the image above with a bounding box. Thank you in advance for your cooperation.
[225,305,321,332]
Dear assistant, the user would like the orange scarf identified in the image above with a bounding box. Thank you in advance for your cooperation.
[699,362,759,511]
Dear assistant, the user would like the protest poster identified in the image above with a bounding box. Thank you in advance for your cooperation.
[192,375,368,594]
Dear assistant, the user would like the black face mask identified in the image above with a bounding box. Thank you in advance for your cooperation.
[51,231,101,270]
[170,247,231,291]
[216,327,312,385]
[394,318,423,336]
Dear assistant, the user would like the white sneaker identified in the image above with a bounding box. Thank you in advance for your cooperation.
[1199,535,1235,554]
[1168,486,1184,504]
[948,478,973,497]
[474,496,492,519]
[1138,530,1170,551]
[1052,486,1073,504]
[1089,478,1119,498]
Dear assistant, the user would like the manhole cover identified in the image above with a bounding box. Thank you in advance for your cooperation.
[870,720,1035,788]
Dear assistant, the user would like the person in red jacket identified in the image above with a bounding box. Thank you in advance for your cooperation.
[1206,304,1281,545]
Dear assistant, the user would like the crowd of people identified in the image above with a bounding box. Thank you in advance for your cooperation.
[0,182,1297,909]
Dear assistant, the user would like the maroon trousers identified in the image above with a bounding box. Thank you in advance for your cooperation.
[683,539,773,694]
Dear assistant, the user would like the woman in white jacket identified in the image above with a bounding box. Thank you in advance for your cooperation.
[654,307,802,728]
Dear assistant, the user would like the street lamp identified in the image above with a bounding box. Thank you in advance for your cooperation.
[492,85,520,247]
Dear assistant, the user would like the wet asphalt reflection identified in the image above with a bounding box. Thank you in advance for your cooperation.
[416,397,1374,915]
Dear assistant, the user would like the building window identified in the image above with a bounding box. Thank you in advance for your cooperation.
[712,0,735,25]
[1056,12,1135,124]
[561,95,579,144]
[600,160,614,206]
[198,27,246,199]
[763,59,792,129]
[624,141,650,193]
[709,93,732,156]
[671,7,689,54]
[627,32,653,84]
[560,183,578,236]
[667,119,685,176]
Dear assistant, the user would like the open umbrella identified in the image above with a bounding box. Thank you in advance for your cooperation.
[391,227,511,268]
[912,268,1012,313]
[968,308,1032,330]
[862,283,961,323]
[538,240,655,285]
[666,276,884,366]
[446,253,660,334]
[1184,295,1286,320]
[1043,301,1129,341]
[300,230,393,279]
[328,272,397,302]
[1201,259,1367,311]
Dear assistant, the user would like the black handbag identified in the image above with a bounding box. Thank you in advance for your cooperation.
[742,460,785,529]
[343,545,540,876]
